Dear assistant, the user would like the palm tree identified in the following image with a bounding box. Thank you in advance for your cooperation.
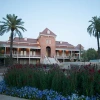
[0,14,26,64]
[87,16,100,59]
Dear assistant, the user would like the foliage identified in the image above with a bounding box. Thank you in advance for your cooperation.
[81,50,88,62]
[0,14,26,64]
[3,63,100,99]
[86,48,98,61]
[82,48,98,61]
[87,16,100,58]
[1,81,98,100]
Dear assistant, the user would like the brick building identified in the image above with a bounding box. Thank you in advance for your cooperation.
[0,28,84,64]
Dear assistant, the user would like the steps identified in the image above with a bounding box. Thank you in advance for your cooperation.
[43,56,60,64]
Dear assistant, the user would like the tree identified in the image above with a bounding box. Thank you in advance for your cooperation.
[0,14,26,64]
[82,48,98,61]
[81,50,88,62]
[86,48,98,61]
[87,16,100,59]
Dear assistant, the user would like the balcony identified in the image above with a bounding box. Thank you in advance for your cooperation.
[56,55,78,59]
[56,55,70,59]
[0,54,41,58]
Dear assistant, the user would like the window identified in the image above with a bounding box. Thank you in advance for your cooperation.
[47,30,50,34]
[46,40,49,44]
[33,51,36,55]
[24,51,26,56]
[21,51,23,55]
[49,40,51,44]
[46,39,51,44]
[30,51,32,56]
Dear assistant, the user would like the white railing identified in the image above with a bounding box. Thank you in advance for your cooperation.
[56,55,70,59]
[1,54,41,58]
[56,55,78,59]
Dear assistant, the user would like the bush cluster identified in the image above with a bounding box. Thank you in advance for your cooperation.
[0,80,98,100]
[3,64,100,97]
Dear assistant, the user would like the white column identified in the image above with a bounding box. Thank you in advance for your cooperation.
[71,51,72,57]
[17,48,19,63]
[79,52,80,60]
[63,50,64,62]
[5,46,6,55]
[29,48,30,64]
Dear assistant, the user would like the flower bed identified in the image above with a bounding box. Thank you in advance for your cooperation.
[1,63,100,100]
[0,80,99,100]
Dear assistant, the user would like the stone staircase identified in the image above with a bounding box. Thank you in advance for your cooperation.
[43,56,60,64]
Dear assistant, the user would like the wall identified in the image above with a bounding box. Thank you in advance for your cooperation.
[38,35,56,60]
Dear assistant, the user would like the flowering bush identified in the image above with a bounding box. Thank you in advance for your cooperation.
[0,80,99,100]
[2,63,100,99]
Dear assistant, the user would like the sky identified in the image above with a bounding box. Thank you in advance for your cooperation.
[0,0,100,50]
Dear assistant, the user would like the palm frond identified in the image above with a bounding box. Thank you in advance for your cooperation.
[0,14,26,38]
[0,26,7,36]
[16,26,27,32]
[15,29,23,38]
[87,16,100,38]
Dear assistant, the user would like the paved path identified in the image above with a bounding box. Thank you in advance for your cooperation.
[0,94,28,100]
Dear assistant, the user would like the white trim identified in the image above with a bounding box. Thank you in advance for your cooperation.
[4,45,41,49]
[56,45,73,47]
[37,34,56,39]
[56,48,80,51]
[7,41,37,44]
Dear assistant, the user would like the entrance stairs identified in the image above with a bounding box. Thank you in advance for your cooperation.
[43,56,60,64]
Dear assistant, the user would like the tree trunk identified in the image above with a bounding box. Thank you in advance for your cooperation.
[10,31,14,65]
[97,32,100,59]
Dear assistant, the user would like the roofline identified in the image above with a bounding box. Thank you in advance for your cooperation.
[0,44,41,49]
[37,34,56,39]
[56,45,74,47]
[55,48,80,51]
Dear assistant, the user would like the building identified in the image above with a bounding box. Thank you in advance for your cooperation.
[0,28,84,65]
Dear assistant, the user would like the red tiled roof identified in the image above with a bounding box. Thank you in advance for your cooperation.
[0,40,39,47]
[40,28,56,36]
[56,41,74,48]
[75,44,84,50]
[56,46,74,49]
[13,37,37,43]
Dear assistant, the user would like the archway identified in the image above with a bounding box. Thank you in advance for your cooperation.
[46,46,51,57]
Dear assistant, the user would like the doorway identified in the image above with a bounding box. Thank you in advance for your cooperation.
[46,46,51,57]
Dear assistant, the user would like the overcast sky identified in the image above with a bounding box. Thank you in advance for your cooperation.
[0,0,100,50]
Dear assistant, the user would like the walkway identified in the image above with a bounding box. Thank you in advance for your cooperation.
[0,94,28,100]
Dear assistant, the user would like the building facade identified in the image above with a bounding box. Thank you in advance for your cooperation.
[0,28,84,64]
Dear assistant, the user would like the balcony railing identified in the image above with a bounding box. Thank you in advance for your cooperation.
[56,55,78,59]
[0,54,41,58]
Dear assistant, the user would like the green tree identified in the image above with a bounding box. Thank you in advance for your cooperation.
[82,48,98,61]
[81,50,88,62]
[87,48,98,61]
[0,14,26,64]
[87,16,100,58]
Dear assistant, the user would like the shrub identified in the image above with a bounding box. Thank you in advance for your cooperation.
[3,63,100,97]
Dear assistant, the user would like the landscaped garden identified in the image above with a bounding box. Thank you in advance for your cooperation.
[0,63,100,100]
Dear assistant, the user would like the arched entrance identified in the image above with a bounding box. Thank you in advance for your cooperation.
[46,46,51,57]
